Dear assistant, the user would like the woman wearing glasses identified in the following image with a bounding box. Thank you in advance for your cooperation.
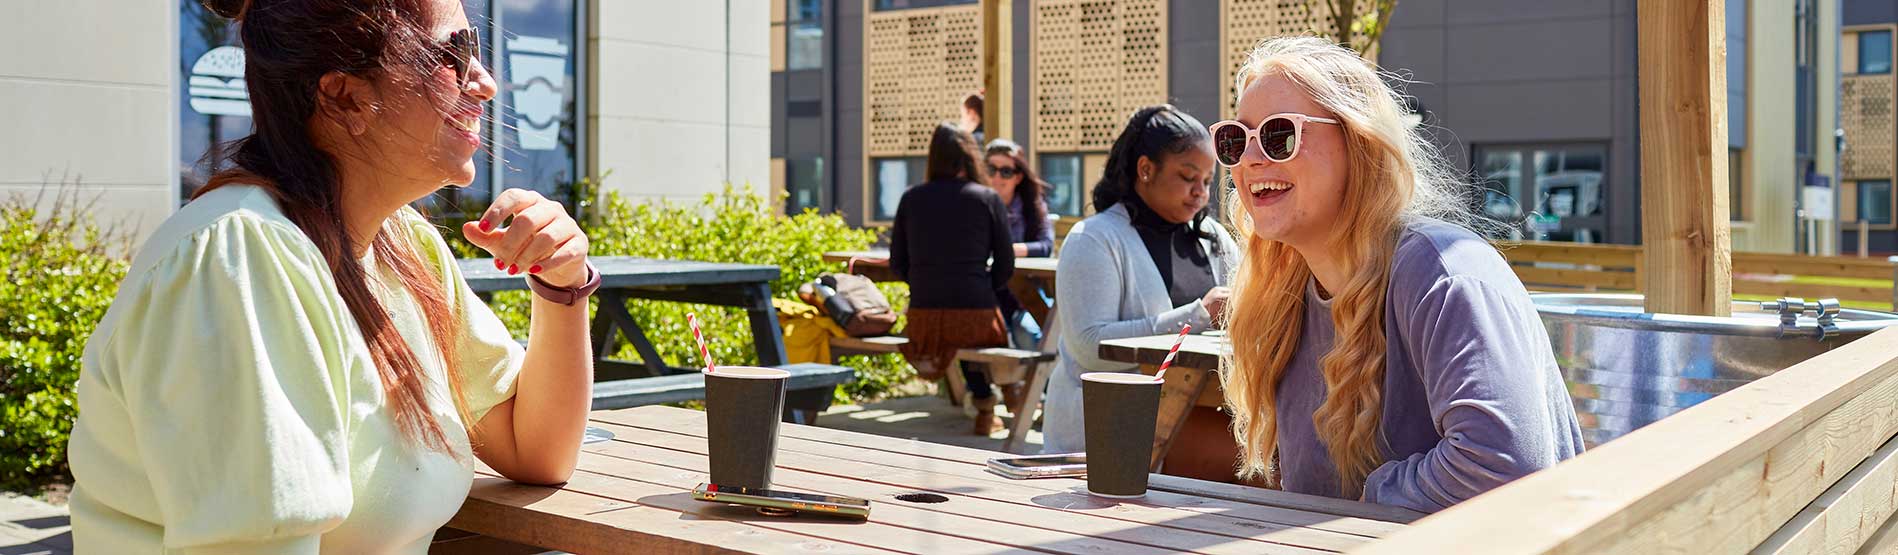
[68,1,596,552]
[980,139,1054,355]
[1040,104,1238,462]
[1217,37,1582,513]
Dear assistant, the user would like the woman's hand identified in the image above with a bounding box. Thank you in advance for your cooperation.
[1202,286,1233,322]
[462,188,591,288]
[1013,243,1030,257]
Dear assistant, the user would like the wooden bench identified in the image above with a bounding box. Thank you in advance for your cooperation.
[588,363,855,425]
[829,335,1056,454]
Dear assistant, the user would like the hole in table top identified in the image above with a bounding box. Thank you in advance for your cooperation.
[894,493,950,504]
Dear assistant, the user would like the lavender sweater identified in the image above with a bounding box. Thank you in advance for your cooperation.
[1274,218,1584,513]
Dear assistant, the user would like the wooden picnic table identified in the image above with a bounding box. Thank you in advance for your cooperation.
[824,250,1061,352]
[460,256,788,378]
[1098,334,1235,481]
[445,405,1422,554]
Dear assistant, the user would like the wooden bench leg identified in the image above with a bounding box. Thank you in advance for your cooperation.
[1003,359,1053,454]
[1151,364,1213,472]
[943,361,971,409]
[783,386,836,425]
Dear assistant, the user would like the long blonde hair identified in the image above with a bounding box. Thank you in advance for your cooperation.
[1219,36,1477,495]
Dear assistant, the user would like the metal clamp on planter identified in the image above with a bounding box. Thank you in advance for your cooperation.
[1760,297,1843,340]
[1816,298,1842,340]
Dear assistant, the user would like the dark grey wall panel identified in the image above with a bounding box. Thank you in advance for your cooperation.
[772,72,788,157]
[1169,0,1222,124]
[1378,0,1639,243]
[1846,0,1898,26]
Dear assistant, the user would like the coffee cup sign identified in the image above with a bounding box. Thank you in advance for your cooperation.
[189,46,251,118]
[506,36,569,151]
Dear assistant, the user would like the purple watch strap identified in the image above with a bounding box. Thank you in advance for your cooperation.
[527,260,600,305]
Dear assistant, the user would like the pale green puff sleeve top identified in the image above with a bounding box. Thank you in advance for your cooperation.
[67,185,524,554]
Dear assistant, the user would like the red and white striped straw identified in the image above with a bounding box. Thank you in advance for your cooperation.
[1153,323,1192,382]
[687,313,716,373]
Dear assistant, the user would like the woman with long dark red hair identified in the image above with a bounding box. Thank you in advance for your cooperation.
[68,0,595,551]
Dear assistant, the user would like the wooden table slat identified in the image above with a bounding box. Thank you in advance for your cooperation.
[592,408,1404,539]
[572,443,1269,555]
[456,406,1410,554]
[584,421,1348,554]
[454,478,904,555]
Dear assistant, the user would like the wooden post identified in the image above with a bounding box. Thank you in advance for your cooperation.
[981,0,1012,142]
[1860,220,1871,258]
[1637,0,1732,316]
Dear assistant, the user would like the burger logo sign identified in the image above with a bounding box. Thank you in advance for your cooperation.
[189,46,251,118]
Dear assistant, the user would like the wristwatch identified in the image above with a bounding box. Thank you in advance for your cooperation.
[526,260,601,306]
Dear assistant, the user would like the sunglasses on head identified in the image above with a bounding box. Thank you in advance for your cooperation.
[985,163,1020,179]
[439,28,480,86]
[1208,113,1341,166]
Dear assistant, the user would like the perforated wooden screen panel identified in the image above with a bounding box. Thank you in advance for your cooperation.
[864,4,985,158]
[1030,0,1169,152]
[1843,74,1896,181]
[1219,0,1372,119]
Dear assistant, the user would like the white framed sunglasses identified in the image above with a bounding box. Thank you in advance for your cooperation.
[1208,113,1341,166]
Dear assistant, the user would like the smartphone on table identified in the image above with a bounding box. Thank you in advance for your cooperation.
[691,483,871,519]
[986,453,1086,479]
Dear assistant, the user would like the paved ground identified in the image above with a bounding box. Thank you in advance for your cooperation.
[816,391,1044,453]
[0,493,69,555]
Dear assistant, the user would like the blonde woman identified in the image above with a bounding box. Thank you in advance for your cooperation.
[1217,37,1583,513]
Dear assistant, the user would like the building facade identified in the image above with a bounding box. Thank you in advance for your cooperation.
[773,0,1840,254]
[2,0,769,244]
[1841,0,1898,254]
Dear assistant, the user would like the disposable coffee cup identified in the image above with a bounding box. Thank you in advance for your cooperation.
[1081,371,1163,498]
[704,366,790,489]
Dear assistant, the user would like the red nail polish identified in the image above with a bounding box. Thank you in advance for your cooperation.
[479,220,493,232]
[494,259,505,270]
[507,264,519,275]
[528,265,542,274]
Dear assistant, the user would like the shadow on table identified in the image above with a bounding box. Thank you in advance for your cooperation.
[1027,489,1123,511]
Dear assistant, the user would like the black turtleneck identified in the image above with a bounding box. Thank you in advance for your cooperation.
[1122,193,1216,308]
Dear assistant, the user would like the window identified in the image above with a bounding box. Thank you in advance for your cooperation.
[1473,143,1608,242]
[874,0,978,10]
[1039,154,1086,217]
[1861,31,1892,74]
[178,0,586,216]
[1860,181,1892,225]
[786,157,824,215]
[178,1,251,204]
[787,0,823,70]
[871,157,926,221]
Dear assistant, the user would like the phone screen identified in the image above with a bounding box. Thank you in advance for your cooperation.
[994,454,1086,468]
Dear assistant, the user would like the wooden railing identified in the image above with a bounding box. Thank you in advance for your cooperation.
[1358,326,1898,554]
[1496,241,1897,309]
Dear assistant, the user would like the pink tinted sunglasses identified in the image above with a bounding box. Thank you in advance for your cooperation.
[1208,113,1341,166]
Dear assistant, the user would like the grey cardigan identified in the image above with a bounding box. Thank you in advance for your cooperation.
[1041,203,1239,454]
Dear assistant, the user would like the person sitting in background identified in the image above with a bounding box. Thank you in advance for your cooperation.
[890,122,1015,436]
[1218,36,1583,513]
[982,139,1055,351]
[1040,104,1238,456]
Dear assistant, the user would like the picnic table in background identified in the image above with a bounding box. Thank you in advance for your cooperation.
[459,256,789,378]
[442,405,1422,554]
[1099,333,1238,483]
[823,250,1061,352]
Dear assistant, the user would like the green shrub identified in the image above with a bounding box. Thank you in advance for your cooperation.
[0,191,130,492]
[438,183,917,404]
